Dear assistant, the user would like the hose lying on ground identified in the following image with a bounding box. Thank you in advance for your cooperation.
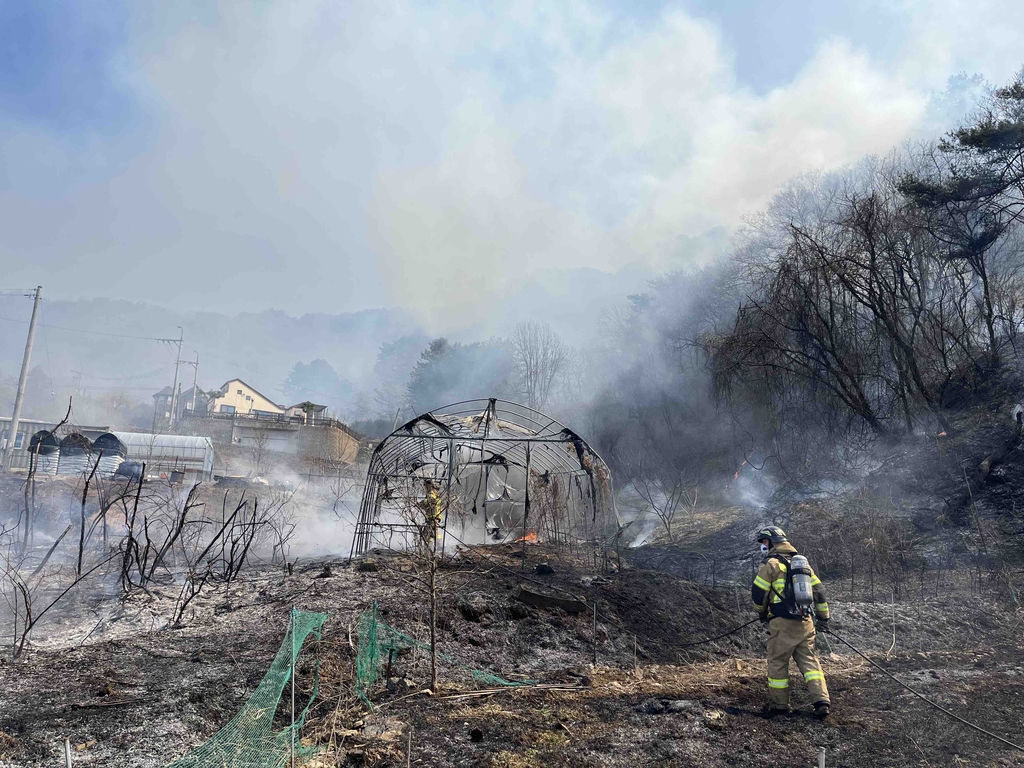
[406,535,1020,752]
[825,628,1024,753]
[672,619,1023,753]
[675,617,761,648]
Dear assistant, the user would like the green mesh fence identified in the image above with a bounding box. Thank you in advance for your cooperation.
[355,602,532,705]
[165,609,329,768]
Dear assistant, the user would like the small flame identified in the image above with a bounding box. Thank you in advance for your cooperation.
[734,460,748,480]
[515,532,539,543]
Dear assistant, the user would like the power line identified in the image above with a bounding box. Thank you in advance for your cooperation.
[50,383,167,392]
[79,366,177,382]
[0,310,308,397]
[0,314,168,341]
[188,347,277,387]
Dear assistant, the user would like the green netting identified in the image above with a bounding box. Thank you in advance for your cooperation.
[355,602,532,705]
[165,609,329,768]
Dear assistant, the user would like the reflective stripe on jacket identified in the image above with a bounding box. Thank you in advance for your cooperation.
[751,542,830,620]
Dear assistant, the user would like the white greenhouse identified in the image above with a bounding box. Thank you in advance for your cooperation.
[113,433,214,479]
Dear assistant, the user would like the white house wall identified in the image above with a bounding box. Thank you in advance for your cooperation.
[212,379,284,415]
[233,423,299,455]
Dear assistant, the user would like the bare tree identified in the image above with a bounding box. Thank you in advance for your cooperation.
[77,453,103,577]
[625,455,699,542]
[22,399,72,548]
[372,381,411,427]
[703,155,1015,447]
[510,320,569,410]
[248,425,275,478]
[98,391,141,424]
[326,467,360,522]
[258,488,298,564]
[300,425,354,482]
[366,474,454,694]
[1,547,118,658]
[1,511,117,659]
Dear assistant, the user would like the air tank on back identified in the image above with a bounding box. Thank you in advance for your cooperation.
[28,431,60,476]
[790,554,814,615]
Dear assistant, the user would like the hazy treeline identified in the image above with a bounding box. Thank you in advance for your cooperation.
[712,76,1024,444]
[347,321,575,436]
[586,70,1024,525]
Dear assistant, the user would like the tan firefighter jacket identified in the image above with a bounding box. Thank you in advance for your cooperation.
[417,488,444,540]
[751,541,829,621]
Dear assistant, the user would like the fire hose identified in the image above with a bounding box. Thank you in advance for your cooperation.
[417,527,1022,752]
[675,616,761,648]
[824,627,1024,753]
[675,618,1023,753]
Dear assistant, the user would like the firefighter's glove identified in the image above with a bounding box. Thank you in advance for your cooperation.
[758,613,770,629]
[815,616,829,632]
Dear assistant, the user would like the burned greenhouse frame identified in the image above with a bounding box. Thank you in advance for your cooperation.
[351,398,618,557]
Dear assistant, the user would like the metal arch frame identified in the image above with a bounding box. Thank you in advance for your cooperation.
[351,398,616,557]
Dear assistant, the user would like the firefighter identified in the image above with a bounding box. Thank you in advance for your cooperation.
[751,525,831,719]
[417,480,444,548]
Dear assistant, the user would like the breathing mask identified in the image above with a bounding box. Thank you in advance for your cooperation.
[759,543,769,555]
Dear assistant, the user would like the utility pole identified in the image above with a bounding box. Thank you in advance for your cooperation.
[166,327,183,430]
[3,286,42,471]
[191,354,199,411]
[181,353,199,414]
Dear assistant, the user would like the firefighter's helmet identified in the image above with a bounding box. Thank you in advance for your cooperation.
[756,525,788,545]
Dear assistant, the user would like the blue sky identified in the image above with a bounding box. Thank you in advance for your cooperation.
[0,0,1022,328]
[0,2,133,132]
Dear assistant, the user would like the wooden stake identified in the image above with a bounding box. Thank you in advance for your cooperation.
[592,596,598,666]
[407,726,413,768]
[63,738,72,767]
[818,747,825,768]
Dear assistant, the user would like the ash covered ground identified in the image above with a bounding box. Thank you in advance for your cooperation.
[1,540,1022,768]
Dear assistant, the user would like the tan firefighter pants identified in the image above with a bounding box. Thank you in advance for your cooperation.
[766,617,829,709]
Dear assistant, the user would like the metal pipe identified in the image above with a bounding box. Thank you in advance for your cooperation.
[291,607,296,768]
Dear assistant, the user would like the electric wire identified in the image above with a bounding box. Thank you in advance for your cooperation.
[79,365,177,382]
[50,383,174,391]
[0,311,297,397]
[189,348,269,381]
[0,314,169,341]
[825,628,1024,753]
